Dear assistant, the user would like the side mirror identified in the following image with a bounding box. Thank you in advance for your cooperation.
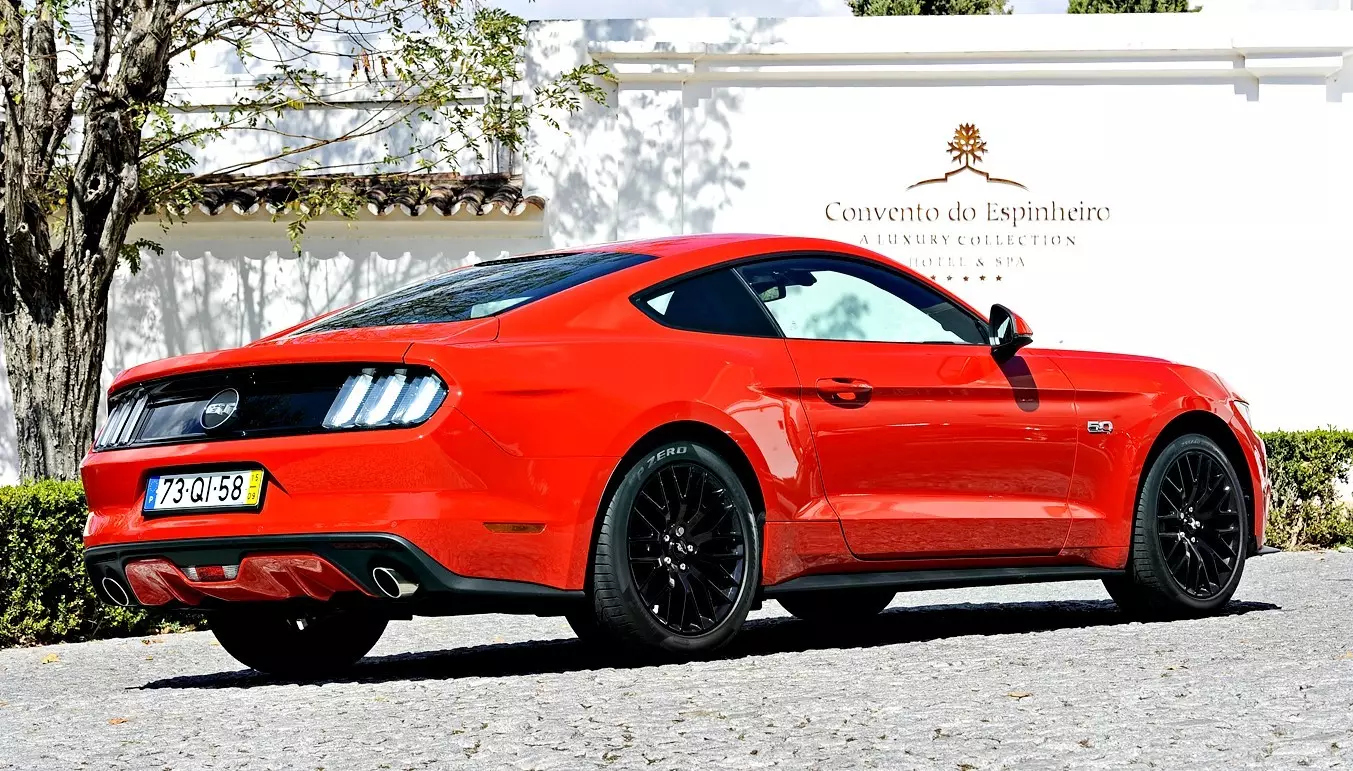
[989,304,1034,361]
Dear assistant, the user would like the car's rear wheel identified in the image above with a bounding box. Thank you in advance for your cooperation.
[1105,433,1248,618]
[778,589,895,622]
[210,605,387,677]
[584,441,760,657]
[564,608,614,644]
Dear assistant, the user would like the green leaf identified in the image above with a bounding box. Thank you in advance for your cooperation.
[0,481,204,648]
[1256,429,1353,549]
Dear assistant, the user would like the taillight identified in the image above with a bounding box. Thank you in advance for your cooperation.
[322,367,448,429]
[94,390,149,450]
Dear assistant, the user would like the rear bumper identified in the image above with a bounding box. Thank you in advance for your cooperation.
[80,408,618,591]
[85,533,582,615]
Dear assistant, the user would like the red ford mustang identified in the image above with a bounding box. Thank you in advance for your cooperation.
[81,234,1269,675]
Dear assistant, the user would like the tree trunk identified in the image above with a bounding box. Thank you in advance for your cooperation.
[0,0,177,480]
[0,275,112,480]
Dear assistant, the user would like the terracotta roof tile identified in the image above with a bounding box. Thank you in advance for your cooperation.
[168,172,544,218]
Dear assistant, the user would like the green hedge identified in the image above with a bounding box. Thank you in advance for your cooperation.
[3,430,1352,647]
[1258,429,1353,550]
[0,481,190,647]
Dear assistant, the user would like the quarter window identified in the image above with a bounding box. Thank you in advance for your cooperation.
[735,257,987,344]
[637,269,778,337]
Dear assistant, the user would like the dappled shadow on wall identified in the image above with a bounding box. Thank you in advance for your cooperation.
[175,45,488,178]
[139,598,1279,691]
[534,19,787,243]
[101,235,540,393]
[0,234,545,475]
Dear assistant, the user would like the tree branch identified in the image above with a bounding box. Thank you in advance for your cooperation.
[0,0,21,100]
[156,103,416,197]
[172,0,239,25]
[21,1,60,180]
[170,0,289,57]
[89,0,116,87]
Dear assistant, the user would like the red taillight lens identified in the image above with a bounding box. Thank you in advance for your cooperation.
[183,565,238,582]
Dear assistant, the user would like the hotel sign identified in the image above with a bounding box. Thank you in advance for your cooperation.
[822,124,1111,283]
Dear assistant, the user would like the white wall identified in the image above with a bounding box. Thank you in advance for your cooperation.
[0,220,544,482]
[3,11,1352,481]
[106,219,546,372]
[526,13,1353,437]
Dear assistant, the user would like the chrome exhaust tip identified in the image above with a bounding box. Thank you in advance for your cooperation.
[371,567,419,599]
[101,576,132,607]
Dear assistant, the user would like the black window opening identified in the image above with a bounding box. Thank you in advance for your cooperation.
[637,269,780,338]
[297,251,656,334]
[735,256,989,345]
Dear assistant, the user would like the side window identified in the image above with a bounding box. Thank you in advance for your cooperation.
[735,257,988,344]
[638,269,779,337]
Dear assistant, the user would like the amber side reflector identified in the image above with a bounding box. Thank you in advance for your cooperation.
[484,523,545,534]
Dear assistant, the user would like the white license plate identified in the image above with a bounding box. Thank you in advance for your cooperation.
[144,470,265,513]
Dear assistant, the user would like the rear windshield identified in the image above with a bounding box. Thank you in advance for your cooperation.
[296,251,654,334]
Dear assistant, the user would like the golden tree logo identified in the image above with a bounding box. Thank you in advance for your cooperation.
[948,124,987,169]
[909,124,1026,191]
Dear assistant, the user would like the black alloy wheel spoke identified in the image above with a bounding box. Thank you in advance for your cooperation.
[1199,524,1238,562]
[683,468,712,532]
[690,554,739,591]
[679,568,716,629]
[1156,494,1182,522]
[1156,450,1244,599]
[636,492,667,531]
[628,461,748,636]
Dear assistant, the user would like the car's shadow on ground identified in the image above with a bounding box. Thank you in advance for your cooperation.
[140,598,1280,690]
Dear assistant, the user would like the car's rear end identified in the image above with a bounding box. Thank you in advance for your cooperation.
[83,323,572,603]
[78,250,661,675]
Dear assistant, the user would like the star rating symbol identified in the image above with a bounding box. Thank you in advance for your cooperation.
[946,275,953,281]
[962,276,970,282]
[979,275,986,281]
[995,275,1003,281]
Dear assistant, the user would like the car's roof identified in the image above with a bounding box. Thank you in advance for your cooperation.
[108,234,983,390]
[528,233,831,261]
[504,233,990,330]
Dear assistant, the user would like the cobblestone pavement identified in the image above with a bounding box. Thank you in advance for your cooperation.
[1,550,1350,770]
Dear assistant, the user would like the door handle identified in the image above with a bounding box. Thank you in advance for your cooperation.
[815,378,873,408]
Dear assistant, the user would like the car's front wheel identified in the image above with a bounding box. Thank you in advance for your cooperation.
[1105,433,1249,618]
[210,606,387,677]
[583,441,760,657]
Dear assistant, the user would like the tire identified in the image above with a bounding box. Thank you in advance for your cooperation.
[582,441,760,657]
[1105,433,1249,619]
[564,608,615,645]
[778,589,895,623]
[210,606,387,677]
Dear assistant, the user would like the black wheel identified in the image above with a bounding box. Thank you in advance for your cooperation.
[1105,434,1248,618]
[778,589,895,623]
[583,441,760,656]
[210,606,387,677]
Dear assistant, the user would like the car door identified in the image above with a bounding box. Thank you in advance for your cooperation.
[735,255,1078,560]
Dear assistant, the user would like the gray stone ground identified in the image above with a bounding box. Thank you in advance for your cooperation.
[1,550,1350,770]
